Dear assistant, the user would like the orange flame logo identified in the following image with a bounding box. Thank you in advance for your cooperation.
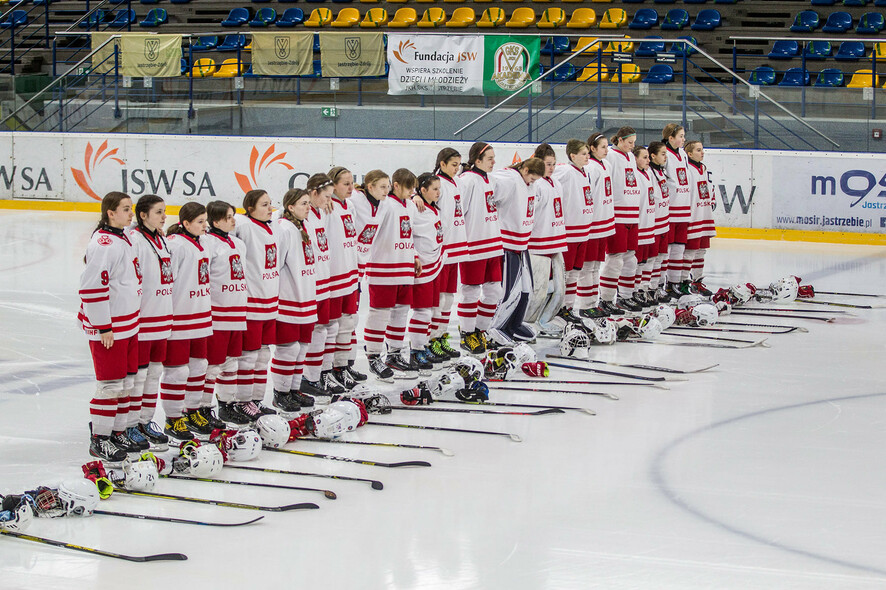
[234,144,295,194]
[392,40,415,64]
[512,152,522,165]
[71,140,126,201]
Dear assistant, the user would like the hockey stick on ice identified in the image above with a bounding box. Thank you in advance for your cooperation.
[666,326,799,335]
[305,438,454,456]
[395,406,564,416]
[225,464,384,490]
[717,320,808,333]
[0,529,188,562]
[650,332,765,345]
[163,474,337,499]
[485,384,621,399]
[814,290,885,299]
[368,422,523,442]
[263,445,432,468]
[626,338,768,349]
[441,400,596,415]
[743,306,846,314]
[793,299,882,310]
[580,358,719,374]
[93,510,264,527]
[731,311,836,323]
[112,488,320,512]
[485,378,666,388]
[545,357,684,382]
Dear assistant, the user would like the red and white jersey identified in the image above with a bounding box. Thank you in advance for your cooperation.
[665,145,692,222]
[79,227,141,342]
[306,207,332,304]
[275,218,318,325]
[166,233,212,341]
[636,169,659,246]
[651,166,671,236]
[584,158,616,240]
[686,160,716,239]
[606,148,643,224]
[551,163,593,244]
[491,167,535,252]
[528,176,567,256]
[232,215,279,322]
[362,195,417,286]
[204,229,248,332]
[436,173,469,264]
[411,200,444,285]
[350,190,384,277]
[128,226,172,341]
[325,198,359,300]
[458,169,502,262]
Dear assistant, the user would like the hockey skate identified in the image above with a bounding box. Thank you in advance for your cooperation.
[273,390,301,414]
[460,330,485,355]
[617,297,643,313]
[346,360,368,381]
[124,425,151,452]
[300,378,329,397]
[218,401,252,426]
[598,299,625,316]
[422,344,449,365]
[555,306,583,325]
[435,333,461,359]
[366,354,395,383]
[199,406,228,431]
[89,434,128,463]
[320,370,347,395]
[164,416,195,442]
[691,278,713,297]
[137,421,169,451]
[385,353,418,380]
[409,349,434,376]
[333,366,358,390]
[185,409,214,440]
[579,307,607,319]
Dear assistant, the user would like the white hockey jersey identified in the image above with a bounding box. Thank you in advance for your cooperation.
[529,176,568,256]
[458,169,503,262]
[232,215,279,322]
[275,217,319,325]
[551,163,593,244]
[204,228,248,332]
[307,207,332,304]
[325,197,359,300]
[636,169,659,246]
[412,200,444,285]
[491,167,535,252]
[584,157,616,240]
[651,166,671,237]
[606,148,643,225]
[686,159,716,240]
[362,195,417,286]
[79,227,141,342]
[350,190,383,277]
[665,145,692,223]
[166,232,212,341]
[436,173,469,265]
[128,226,172,341]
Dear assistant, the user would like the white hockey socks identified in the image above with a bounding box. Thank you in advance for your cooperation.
[90,380,122,437]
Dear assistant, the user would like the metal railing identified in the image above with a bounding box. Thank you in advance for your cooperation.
[1,0,51,75]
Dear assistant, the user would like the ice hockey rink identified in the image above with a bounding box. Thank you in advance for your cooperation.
[1,208,885,590]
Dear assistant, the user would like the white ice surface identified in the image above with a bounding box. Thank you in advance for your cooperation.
[1,210,885,590]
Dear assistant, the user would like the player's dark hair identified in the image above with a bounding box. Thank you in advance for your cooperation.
[328,166,351,183]
[685,140,703,155]
[662,123,684,144]
[135,194,165,231]
[587,132,608,150]
[392,168,417,192]
[510,157,546,177]
[565,139,588,164]
[95,191,131,233]
[416,172,439,203]
[306,173,334,194]
[206,200,234,228]
[355,169,389,196]
[611,126,637,147]
[434,147,461,175]
[465,142,493,172]
[533,143,556,161]
[282,188,311,245]
[243,189,268,216]
[167,202,206,236]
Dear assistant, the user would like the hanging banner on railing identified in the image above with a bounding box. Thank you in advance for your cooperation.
[482,35,540,95]
[90,32,120,75]
[387,34,484,95]
[120,34,182,78]
[251,32,313,76]
[320,32,385,78]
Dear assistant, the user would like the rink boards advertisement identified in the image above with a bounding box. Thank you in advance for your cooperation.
[0,132,883,234]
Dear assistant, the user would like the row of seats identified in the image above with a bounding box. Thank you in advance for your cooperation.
[74,7,168,28]
[749,66,886,87]
[542,34,699,56]
[791,10,886,33]
[769,40,886,61]
[811,0,886,6]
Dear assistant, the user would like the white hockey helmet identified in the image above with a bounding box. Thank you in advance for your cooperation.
[58,479,100,517]
[691,303,719,327]
[636,315,664,340]
[224,430,262,462]
[311,406,349,440]
[345,384,373,399]
[361,394,392,415]
[123,459,159,492]
[185,443,225,476]
[769,276,799,302]
[454,357,484,384]
[328,401,362,432]
[0,495,34,532]
[591,318,617,345]
[714,300,732,316]
[653,304,676,330]
[730,283,755,304]
[677,294,705,309]
[559,327,591,359]
[256,414,291,449]
[430,372,466,401]
[510,342,537,366]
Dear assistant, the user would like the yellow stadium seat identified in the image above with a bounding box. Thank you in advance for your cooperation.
[613,63,640,83]
[417,7,446,27]
[388,7,417,27]
[577,63,609,82]
[537,7,565,28]
[213,58,246,78]
[574,37,601,53]
[591,0,611,3]
[846,69,879,88]
[360,7,388,27]
[305,7,333,27]
[331,7,360,27]
[444,0,465,3]
[506,7,535,27]
[872,43,886,61]
[476,6,505,27]
[445,7,476,27]
[603,38,633,54]
[191,58,217,78]
[566,8,596,28]
[599,7,626,29]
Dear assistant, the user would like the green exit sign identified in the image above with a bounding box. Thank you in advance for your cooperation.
[77,67,91,75]
[321,107,339,118]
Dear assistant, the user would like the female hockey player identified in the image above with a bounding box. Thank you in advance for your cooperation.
[128,195,172,451]
[633,145,659,306]
[271,189,318,410]
[202,201,250,427]
[526,143,568,335]
[457,142,502,355]
[648,141,671,302]
[232,190,279,420]
[684,140,715,296]
[662,124,692,298]
[80,192,140,462]
[161,202,213,441]
[579,133,616,318]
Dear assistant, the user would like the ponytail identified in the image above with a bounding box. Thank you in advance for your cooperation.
[510,157,545,177]
[392,168,417,193]
[167,202,206,236]
[282,188,311,245]
[134,194,165,232]
[206,200,234,229]
[465,141,492,172]
[434,147,461,175]
[94,191,131,234]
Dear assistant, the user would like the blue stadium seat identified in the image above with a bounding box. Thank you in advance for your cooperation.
[170,0,192,4]
[0,10,27,28]
[635,36,665,57]
[221,7,250,26]
[779,68,810,86]
[821,11,852,33]
[842,0,868,6]
[541,36,571,56]
[804,40,832,60]
[109,9,136,27]
[139,7,167,27]
[714,0,738,3]
[670,35,698,56]
[834,41,865,60]
[748,66,775,85]
[249,7,276,26]
[660,8,689,29]
[654,0,676,3]
[643,64,674,83]
[691,9,721,30]
[78,10,107,28]
[814,68,844,86]
[790,10,820,32]
[811,0,836,5]
[856,12,884,33]
[553,63,578,82]
[141,0,159,4]
[629,8,659,29]
[684,0,708,3]
[276,7,305,27]
[622,0,647,3]
[181,58,188,75]
[217,34,247,51]
[875,0,886,6]
[767,40,799,59]
[191,35,219,51]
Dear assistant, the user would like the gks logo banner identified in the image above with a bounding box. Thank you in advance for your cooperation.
[275,36,290,60]
[144,39,160,62]
[234,144,295,194]
[71,140,126,201]
[483,36,540,95]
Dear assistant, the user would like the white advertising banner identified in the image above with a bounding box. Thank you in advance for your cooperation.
[386,34,484,96]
